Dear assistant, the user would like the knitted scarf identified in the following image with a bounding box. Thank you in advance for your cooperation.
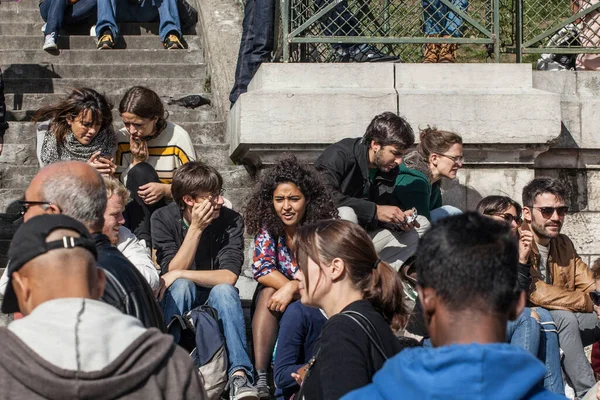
[39,120,117,166]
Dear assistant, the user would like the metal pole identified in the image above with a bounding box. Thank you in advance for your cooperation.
[494,0,500,62]
[515,0,522,63]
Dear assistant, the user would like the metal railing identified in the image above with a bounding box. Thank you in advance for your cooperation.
[272,0,600,65]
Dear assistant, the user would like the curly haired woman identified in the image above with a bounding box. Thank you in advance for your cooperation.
[244,155,338,398]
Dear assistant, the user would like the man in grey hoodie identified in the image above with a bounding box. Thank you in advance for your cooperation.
[0,214,206,399]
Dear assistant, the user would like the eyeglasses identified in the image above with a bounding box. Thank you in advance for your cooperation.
[491,213,522,226]
[434,153,464,165]
[532,206,569,218]
[18,200,54,215]
[197,188,226,200]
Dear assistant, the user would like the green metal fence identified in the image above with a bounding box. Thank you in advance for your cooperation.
[272,0,600,65]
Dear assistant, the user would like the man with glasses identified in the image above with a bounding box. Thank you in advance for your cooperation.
[521,177,598,397]
[151,161,258,400]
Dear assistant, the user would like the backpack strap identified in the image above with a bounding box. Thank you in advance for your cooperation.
[340,310,388,361]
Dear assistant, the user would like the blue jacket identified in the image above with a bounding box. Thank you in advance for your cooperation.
[342,343,565,400]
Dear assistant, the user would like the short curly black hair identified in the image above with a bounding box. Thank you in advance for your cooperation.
[244,155,339,237]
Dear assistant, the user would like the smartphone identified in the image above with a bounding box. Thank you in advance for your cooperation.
[590,291,600,306]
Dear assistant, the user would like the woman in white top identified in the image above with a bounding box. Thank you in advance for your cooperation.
[115,86,196,246]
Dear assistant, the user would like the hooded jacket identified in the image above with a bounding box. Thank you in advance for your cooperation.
[0,298,206,400]
[314,138,399,229]
[342,343,564,400]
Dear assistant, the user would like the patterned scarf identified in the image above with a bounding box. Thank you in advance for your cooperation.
[40,120,117,166]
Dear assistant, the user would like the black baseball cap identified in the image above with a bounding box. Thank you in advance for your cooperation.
[1,214,98,314]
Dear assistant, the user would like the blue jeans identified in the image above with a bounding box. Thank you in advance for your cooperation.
[39,0,97,37]
[430,205,462,223]
[229,0,276,104]
[423,0,469,37]
[507,307,564,395]
[96,0,181,41]
[161,279,254,379]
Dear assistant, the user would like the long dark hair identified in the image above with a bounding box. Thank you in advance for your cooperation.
[244,154,338,237]
[293,219,407,330]
[33,88,113,143]
[476,195,522,219]
[118,86,168,135]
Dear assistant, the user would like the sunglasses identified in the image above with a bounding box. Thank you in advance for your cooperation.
[18,200,54,215]
[491,213,522,225]
[590,291,600,307]
[434,153,464,165]
[532,206,569,218]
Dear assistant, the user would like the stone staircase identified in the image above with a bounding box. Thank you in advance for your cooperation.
[0,1,257,297]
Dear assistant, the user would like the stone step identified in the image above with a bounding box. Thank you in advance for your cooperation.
[7,107,216,123]
[0,189,25,213]
[0,35,203,51]
[1,10,58,24]
[0,22,198,36]
[4,92,213,111]
[4,78,206,95]
[0,49,203,65]
[3,121,226,145]
[0,2,40,11]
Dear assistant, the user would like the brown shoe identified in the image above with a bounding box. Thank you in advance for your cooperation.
[423,43,440,63]
[163,33,183,50]
[439,43,458,63]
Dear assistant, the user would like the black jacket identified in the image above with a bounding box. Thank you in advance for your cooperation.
[314,138,398,229]
[94,233,166,332]
[0,68,8,136]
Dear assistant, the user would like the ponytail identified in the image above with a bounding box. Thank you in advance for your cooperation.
[364,260,407,330]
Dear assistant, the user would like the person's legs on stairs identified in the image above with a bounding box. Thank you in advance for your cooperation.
[124,162,167,247]
[532,307,565,394]
[506,307,540,355]
[252,286,281,398]
[550,310,597,397]
[160,278,198,342]
[150,0,182,42]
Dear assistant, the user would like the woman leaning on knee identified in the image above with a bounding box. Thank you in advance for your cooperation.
[293,219,414,400]
[244,154,338,398]
[394,125,463,222]
[114,86,196,246]
[34,87,116,175]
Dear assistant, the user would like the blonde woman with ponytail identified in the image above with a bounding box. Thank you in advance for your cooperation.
[292,219,416,400]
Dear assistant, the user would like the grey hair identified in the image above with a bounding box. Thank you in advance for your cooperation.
[41,172,107,232]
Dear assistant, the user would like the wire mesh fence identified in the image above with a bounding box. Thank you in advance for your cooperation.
[271,0,600,65]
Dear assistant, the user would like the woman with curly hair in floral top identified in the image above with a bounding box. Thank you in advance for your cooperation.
[244,154,338,398]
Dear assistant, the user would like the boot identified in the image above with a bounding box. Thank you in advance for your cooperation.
[422,35,440,63]
[438,43,457,63]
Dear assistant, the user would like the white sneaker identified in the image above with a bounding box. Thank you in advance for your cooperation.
[43,33,57,50]
[41,23,47,33]
[90,25,96,37]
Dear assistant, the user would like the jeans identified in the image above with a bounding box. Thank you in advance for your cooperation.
[161,279,255,379]
[39,0,97,37]
[429,205,462,223]
[423,0,469,37]
[123,162,166,248]
[229,0,276,105]
[96,0,181,41]
[550,310,600,397]
[507,307,541,356]
[534,308,565,395]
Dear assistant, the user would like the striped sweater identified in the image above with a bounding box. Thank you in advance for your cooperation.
[115,121,196,184]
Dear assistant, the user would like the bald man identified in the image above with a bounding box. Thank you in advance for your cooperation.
[0,214,205,398]
[0,161,165,331]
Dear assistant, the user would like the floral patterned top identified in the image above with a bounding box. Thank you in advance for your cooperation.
[253,228,298,280]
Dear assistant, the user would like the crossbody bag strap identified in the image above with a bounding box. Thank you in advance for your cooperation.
[340,310,388,361]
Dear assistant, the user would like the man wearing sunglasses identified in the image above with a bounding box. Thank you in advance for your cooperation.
[521,177,597,397]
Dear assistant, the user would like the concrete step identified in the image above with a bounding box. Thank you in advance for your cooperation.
[0,22,198,36]
[7,106,216,123]
[0,189,26,213]
[0,35,203,51]
[3,121,226,145]
[4,78,207,95]
[1,10,55,24]
[193,143,231,167]
[0,49,203,65]
[0,2,40,11]
[4,92,213,111]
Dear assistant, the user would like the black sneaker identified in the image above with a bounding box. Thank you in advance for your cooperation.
[226,375,259,400]
[350,44,401,62]
[255,372,270,399]
[97,30,114,50]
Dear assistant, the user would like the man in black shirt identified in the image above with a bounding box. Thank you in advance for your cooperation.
[151,161,258,400]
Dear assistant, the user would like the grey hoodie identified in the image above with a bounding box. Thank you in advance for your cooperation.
[0,298,206,399]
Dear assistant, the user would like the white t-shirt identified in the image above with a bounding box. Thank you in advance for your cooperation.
[537,243,551,284]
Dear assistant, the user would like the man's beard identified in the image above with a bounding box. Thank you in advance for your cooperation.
[530,216,562,240]
[374,151,392,172]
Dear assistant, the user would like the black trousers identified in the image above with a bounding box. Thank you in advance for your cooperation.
[124,162,167,247]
